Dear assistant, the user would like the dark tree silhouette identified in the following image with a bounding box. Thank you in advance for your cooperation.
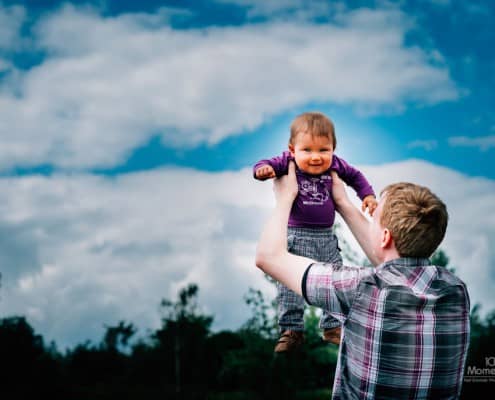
[103,320,137,352]
[152,283,214,398]
[0,246,493,400]
[0,316,65,398]
[242,287,277,339]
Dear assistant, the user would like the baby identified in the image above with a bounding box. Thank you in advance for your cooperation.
[253,112,377,352]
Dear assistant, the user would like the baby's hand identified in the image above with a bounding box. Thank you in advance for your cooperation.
[255,165,276,180]
[362,195,378,216]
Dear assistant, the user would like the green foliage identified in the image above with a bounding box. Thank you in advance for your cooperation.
[241,287,277,339]
[103,320,137,352]
[1,262,493,400]
[0,316,65,397]
[303,306,322,346]
[334,223,361,265]
[152,283,215,397]
[431,249,456,273]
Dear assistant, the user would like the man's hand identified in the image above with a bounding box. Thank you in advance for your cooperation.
[273,161,298,204]
[255,165,276,180]
[362,195,378,216]
[256,160,312,296]
[330,171,350,211]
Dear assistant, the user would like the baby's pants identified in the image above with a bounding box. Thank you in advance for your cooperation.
[277,226,343,332]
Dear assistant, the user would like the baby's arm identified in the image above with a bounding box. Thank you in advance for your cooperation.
[253,151,291,181]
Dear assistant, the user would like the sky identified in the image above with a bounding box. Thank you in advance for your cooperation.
[0,0,494,350]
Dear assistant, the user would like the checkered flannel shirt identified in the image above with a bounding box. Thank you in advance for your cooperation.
[302,257,470,399]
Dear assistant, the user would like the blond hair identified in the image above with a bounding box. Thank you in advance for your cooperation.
[290,112,336,149]
[380,183,448,258]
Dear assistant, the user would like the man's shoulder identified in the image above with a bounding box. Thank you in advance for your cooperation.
[433,267,470,298]
[377,261,470,303]
[310,262,374,282]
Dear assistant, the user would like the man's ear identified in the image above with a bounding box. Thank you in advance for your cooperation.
[288,143,295,156]
[381,228,393,249]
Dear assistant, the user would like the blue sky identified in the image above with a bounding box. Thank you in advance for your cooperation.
[0,0,494,178]
[0,0,494,349]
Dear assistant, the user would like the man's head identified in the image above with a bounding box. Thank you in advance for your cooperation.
[377,182,448,258]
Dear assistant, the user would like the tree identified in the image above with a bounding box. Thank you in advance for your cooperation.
[241,287,277,339]
[431,249,456,274]
[0,316,64,397]
[103,320,136,353]
[154,283,214,397]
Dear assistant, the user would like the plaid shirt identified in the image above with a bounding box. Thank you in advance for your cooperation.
[302,257,470,400]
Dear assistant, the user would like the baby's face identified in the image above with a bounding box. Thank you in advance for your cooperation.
[289,132,333,175]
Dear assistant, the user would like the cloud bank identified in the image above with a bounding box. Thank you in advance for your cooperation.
[448,135,495,151]
[1,159,493,349]
[0,4,458,170]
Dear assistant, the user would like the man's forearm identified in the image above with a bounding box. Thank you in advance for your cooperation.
[338,201,380,266]
[257,199,291,260]
[255,198,312,295]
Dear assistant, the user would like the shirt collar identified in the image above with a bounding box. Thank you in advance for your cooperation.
[377,257,431,270]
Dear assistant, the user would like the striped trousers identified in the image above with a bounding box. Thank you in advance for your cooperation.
[277,226,343,332]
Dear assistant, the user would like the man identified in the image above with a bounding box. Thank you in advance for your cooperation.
[255,162,470,399]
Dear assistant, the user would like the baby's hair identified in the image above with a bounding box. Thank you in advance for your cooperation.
[290,112,336,149]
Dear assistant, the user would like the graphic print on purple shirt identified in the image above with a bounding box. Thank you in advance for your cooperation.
[253,151,375,228]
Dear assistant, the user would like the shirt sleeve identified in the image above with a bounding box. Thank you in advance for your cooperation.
[302,262,371,323]
[253,151,291,178]
[332,155,375,200]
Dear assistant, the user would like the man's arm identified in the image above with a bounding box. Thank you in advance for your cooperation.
[332,156,375,201]
[255,162,313,295]
[330,171,381,266]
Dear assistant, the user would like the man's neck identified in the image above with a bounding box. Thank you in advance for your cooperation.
[380,249,401,264]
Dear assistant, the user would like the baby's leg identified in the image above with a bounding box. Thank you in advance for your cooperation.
[314,231,343,332]
[276,231,306,332]
[276,281,305,332]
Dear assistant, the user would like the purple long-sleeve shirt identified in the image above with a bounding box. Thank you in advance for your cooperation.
[254,151,375,228]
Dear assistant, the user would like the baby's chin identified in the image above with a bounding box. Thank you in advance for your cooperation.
[301,168,327,175]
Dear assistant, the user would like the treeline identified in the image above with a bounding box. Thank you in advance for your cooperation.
[2,250,495,399]
[2,283,495,399]
[1,284,338,399]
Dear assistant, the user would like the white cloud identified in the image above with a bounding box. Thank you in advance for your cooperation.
[0,4,26,72]
[0,4,25,50]
[0,159,494,348]
[407,139,438,151]
[0,4,458,170]
[0,58,12,72]
[0,167,275,349]
[216,0,333,19]
[448,135,495,151]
